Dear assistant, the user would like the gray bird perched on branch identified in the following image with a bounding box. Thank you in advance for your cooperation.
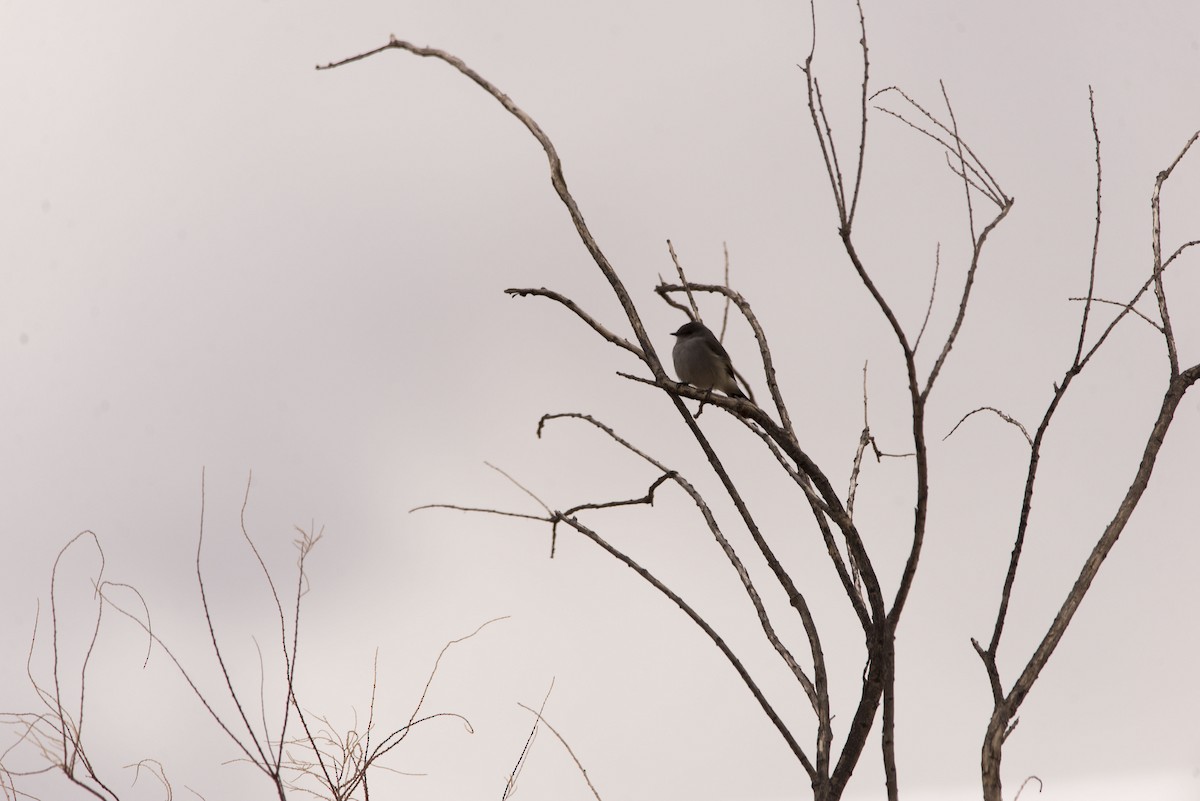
[671,321,750,401]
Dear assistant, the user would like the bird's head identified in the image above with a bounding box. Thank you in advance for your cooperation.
[672,321,706,338]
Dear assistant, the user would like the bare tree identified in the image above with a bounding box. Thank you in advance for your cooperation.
[316,3,1199,800]
[5,6,1191,801]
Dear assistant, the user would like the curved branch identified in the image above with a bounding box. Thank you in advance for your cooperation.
[318,39,667,382]
[944,406,1033,447]
[555,514,815,777]
[195,473,275,772]
[505,287,644,359]
[872,85,1007,204]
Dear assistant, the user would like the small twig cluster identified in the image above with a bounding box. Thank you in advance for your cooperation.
[1,474,500,801]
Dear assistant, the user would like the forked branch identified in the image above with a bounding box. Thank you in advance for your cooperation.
[976,113,1200,801]
[412,459,816,775]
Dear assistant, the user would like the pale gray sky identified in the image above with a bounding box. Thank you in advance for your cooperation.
[2,2,1199,800]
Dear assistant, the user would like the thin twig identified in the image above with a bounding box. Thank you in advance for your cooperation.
[403,617,507,753]
[502,680,553,800]
[1067,296,1160,331]
[504,287,643,359]
[409,504,549,522]
[195,471,275,773]
[719,242,732,342]
[922,204,1013,399]
[667,240,699,322]
[484,461,553,516]
[845,362,873,595]
[872,85,1007,203]
[516,702,603,800]
[1150,131,1200,376]
[562,474,675,517]
[1074,87,1102,364]
[942,81,976,241]
[944,407,1033,447]
[846,362,873,522]
[847,0,870,226]
[1013,775,1044,799]
[913,244,940,354]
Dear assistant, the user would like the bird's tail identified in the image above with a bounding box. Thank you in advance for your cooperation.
[731,369,756,404]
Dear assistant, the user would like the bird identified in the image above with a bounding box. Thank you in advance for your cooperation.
[671,321,748,401]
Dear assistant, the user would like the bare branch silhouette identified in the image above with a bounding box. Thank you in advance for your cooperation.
[974,100,1200,800]
[945,407,1033,447]
[502,680,553,800]
[316,10,1198,801]
[913,244,941,354]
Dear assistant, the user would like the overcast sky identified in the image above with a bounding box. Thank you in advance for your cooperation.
[2,2,1199,800]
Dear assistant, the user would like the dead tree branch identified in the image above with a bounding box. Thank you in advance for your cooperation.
[975,105,1200,800]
